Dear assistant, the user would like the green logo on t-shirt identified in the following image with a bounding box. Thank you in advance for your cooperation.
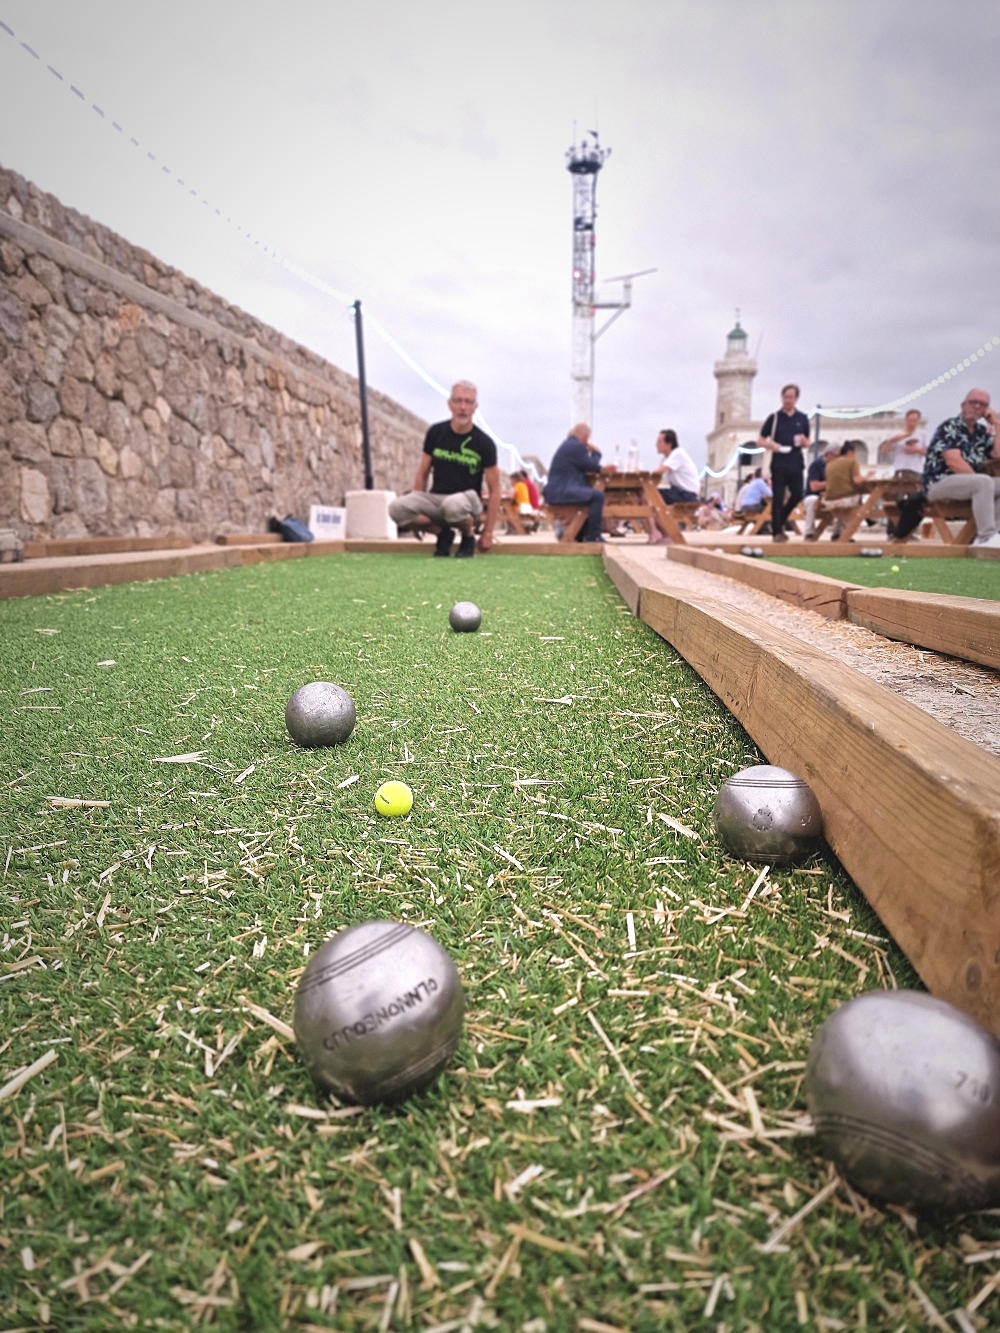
[432,436,482,470]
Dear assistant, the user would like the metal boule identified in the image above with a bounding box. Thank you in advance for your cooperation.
[293,920,465,1106]
[285,681,356,747]
[713,764,823,865]
[806,990,1000,1213]
[449,601,482,633]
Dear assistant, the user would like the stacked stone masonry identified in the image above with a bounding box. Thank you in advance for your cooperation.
[0,164,427,542]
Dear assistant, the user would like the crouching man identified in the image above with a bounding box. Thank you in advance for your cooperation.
[389,381,500,557]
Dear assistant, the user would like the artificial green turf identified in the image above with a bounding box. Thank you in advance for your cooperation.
[1,553,994,1330]
[767,553,1000,598]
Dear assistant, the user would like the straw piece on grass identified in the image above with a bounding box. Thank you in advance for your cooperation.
[587,1010,639,1094]
[0,1047,58,1104]
[760,1177,840,1252]
[506,1223,586,1259]
[906,1278,950,1330]
[47,797,110,807]
[241,998,294,1042]
[408,1236,439,1289]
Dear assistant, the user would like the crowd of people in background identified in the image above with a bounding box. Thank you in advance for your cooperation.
[389,377,1000,554]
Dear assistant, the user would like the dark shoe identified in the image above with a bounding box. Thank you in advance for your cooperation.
[804,532,818,541]
[434,526,455,557]
[455,533,476,559]
[772,531,789,543]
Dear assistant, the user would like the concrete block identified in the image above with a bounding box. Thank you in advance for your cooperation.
[345,490,397,540]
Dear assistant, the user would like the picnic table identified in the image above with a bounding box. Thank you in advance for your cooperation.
[540,470,691,545]
[813,478,975,545]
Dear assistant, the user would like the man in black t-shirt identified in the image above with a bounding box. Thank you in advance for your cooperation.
[757,383,811,542]
[389,381,501,558]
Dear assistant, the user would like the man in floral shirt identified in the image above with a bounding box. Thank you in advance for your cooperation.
[922,389,1000,547]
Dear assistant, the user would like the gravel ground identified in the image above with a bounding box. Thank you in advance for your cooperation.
[608,544,1000,759]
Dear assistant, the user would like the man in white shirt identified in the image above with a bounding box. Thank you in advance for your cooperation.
[881,409,927,479]
[654,429,700,503]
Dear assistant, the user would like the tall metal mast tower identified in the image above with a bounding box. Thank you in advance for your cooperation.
[566,130,607,426]
[566,131,652,428]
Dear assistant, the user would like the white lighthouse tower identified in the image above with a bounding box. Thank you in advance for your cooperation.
[705,315,760,502]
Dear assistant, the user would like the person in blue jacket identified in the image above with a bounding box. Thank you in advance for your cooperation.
[543,423,604,542]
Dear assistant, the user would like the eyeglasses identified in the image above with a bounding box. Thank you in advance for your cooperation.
[966,398,989,407]
[450,397,476,406]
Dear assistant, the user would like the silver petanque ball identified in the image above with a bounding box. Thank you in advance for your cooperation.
[293,920,465,1106]
[285,681,356,748]
[713,764,823,865]
[449,601,482,633]
[806,991,1000,1212]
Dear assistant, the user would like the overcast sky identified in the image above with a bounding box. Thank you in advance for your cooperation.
[1,0,998,476]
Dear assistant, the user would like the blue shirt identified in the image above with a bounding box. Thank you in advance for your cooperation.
[740,477,772,507]
[544,435,602,503]
[922,416,995,492]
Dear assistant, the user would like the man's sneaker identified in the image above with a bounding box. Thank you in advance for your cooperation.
[434,526,455,557]
[973,532,1000,548]
[455,533,476,559]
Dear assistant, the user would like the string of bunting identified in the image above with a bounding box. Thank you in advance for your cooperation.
[3,18,996,488]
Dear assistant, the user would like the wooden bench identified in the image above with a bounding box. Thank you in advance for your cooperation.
[667,502,700,531]
[497,497,540,535]
[882,498,976,546]
[731,506,770,535]
[23,535,194,558]
[731,500,805,538]
[543,503,591,542]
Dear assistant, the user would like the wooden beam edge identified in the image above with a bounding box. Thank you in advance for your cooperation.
[637,582,1000,1034]
[846,587,1000,671]
[667,545,854,618]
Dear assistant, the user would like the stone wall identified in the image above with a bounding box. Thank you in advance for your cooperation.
[0,164,427,542]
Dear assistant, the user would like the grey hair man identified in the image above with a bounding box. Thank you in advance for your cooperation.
[389,381,501,557]
[922,389,1000,548]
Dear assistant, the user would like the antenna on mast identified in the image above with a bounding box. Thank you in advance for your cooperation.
[564,129,654,427]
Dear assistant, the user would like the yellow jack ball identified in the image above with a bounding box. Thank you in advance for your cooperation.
[375,781,413,817]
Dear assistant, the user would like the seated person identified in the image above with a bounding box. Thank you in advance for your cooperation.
[802,448,837,539]
[736,470,772,515]
[881,409,927,480]
[922,389,1000,548]
[509,470,541,531]
[653,429,700,503]
[544,424,604,542]
[821,443,871,539]
[695,492,728,529]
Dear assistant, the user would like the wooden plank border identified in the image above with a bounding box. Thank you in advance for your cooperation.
[668,544,1000,668]
[602,553,1000,1035]
[667,546,852,619]
[846,588,1000,671]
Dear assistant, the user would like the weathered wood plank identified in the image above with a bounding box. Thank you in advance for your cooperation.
[216,532,283,545]
[603,550,644,614]
[667,545,852,619]
[0,547,246,598]
[639,583,1000,1037]
[23,535,194,558]
[847,588,1000,671]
